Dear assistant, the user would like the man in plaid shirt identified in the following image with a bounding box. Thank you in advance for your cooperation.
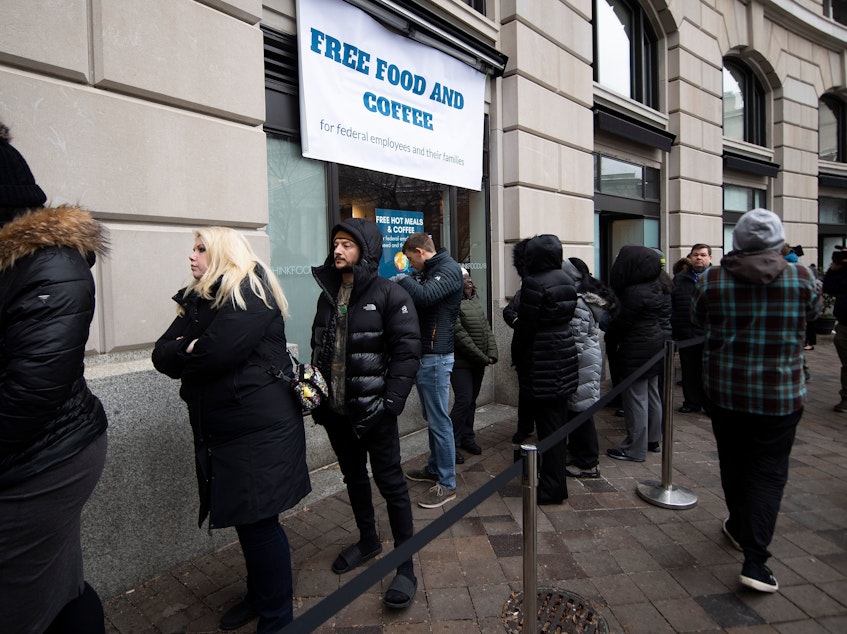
[692,208,819,594]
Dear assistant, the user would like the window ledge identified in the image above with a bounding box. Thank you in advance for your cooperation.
[722,137,774,162]
[819,159,847,177]
[594,83,668,130]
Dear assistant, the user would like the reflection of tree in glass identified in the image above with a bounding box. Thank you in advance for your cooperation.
[338,165,447,247]
[267,138,327,266]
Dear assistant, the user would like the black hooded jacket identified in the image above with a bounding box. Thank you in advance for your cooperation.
[0,206,108,489]
[311,218,421,437]
[512,235,579,399]
[605,246,672,378]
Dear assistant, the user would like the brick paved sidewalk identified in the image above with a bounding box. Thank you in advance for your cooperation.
[105,335,847,633]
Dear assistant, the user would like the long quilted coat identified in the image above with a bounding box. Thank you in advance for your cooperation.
[512,235,579,400]
[605,246,672,379]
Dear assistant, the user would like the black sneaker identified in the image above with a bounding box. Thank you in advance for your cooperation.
[740,560,778,593]
[219,598,258,630]
[460,441,482,455]
[455,451,465,464]
[648,441,661,453]
[565,465,600,478]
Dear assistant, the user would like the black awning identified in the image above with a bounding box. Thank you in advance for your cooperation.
[594,106,675,152]
[723,151,779,177]
[343,0,508,76]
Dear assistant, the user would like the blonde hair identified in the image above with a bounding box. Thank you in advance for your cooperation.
[181,226,288,317]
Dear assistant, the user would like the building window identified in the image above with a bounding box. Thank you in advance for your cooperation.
[461,0,486,14]
[267,135,329,357]
[723,58,766,146]
[821,196,847,225]
[824,0,847,26]
[594,154,660,201]
[722,184,766,252]
[820,95,847,162]
[336,165,491,309]
[593,0,658,108]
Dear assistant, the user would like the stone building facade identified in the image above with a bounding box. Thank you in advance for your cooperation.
[2,0,845,595]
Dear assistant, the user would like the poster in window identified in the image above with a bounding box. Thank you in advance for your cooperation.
[375,209,424,278]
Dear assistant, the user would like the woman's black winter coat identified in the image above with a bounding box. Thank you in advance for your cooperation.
[513,235,579,399]
[0,206,108,489]
[152,273,310,529]
[605,246,672,379]
[311,218,421,437]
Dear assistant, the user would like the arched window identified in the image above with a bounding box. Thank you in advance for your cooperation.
[593,0,658,108]
[723,58,766,146]
[820,95,847,162]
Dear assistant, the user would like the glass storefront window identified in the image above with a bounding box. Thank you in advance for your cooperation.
[722,184,766,253]
[336,164,490,312]
[595,155,659,200]
[338,165,451,250]
[600,156,643,198]
[456,187,489,309]
[267,135,328,357]
[820,196,847,224]
[723,184,765,212]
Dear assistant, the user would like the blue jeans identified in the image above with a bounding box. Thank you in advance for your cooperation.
[416,353,456,489]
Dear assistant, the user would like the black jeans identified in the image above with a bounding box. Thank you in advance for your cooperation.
[533,396,569,503]
[451,365,485,446]
[709,405,802,565]
[516,381,535,436]
[235,516,293,633]
[679,343,705,409]
[324,413,414,576]
[565,411,599,469]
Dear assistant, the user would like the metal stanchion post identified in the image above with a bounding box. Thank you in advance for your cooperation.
[636,339,698,509]
[521,444,538,632]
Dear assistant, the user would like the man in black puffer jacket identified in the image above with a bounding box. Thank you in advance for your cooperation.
[311,218,421,609]
[512,234,579,505]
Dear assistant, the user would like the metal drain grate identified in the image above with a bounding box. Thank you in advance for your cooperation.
[502,587,610,633]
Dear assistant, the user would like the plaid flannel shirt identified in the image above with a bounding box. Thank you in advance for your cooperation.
[692,259,819,415]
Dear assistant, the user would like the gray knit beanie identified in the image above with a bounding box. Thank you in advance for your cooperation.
[732,208,785,252]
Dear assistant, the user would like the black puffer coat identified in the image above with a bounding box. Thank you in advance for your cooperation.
[605,246,672,379]
[671,268,705,340]
[0,206,108,489]
[152,272,310,529]
[311,218,421,437]
[513,235,579,399]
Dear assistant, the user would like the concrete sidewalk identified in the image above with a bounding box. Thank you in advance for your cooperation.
[104,335,847,633]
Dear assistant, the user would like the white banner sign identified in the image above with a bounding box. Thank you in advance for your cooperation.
[296,0,485,190]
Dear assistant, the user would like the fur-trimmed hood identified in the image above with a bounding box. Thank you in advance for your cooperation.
[0,205,108,271]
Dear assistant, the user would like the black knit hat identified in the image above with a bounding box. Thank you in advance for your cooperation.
[0,122,47,209]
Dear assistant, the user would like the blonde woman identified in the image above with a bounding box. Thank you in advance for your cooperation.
[152,227,310,632]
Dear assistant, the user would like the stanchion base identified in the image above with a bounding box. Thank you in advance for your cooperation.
[636,480,698,509]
